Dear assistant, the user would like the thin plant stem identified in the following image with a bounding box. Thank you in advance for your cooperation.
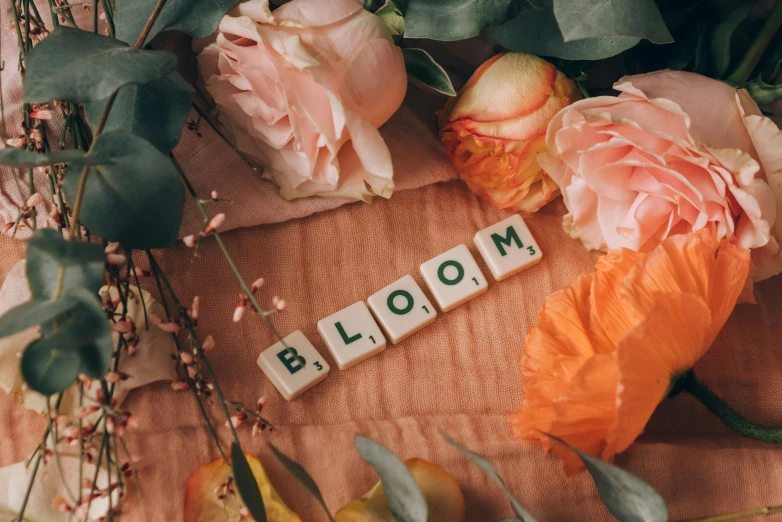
[145,251,241,445]
[682,371,782,443]
[679,506,782,522]
[170,155,285,343]
[145,250,228,462]
[726,0,782,85]
[134,0,166,48]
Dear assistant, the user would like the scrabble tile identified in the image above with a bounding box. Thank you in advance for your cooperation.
[474,214,542,281]
[257,331,330,401]
[419,244,488,312]
[317,302,387,370]
[367,275,437,344]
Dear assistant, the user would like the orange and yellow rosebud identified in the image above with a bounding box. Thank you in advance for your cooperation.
[439,52,581,213]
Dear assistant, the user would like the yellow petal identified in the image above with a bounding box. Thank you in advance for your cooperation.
[184,455,302,522]
[334,459,465,522]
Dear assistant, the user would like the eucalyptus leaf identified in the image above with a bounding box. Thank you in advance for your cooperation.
[442,433,537,522]
[114,0,241,46]
[268,443,335,522]
[354,436,428,522]
[20,338,82,396]
[546,434,668,522]
[488,2,641,60]
[231,443,267,522]
[26,229,105,299]
[405,0,525,40]
[24,27,177,103]
[403,48,457,96]
[0,298,78,339]
[0,148,109,168]
[60,286,113,378]
[710,0,754,78]
[85,73,194,154]
[747,77,782,106]
[62,130,184,249]
[552,0,672,44]
[376,0,406,38]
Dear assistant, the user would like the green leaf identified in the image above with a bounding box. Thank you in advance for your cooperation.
[26,229,105,299]
[114,0,241,46]
[405,0,525,41]
[59,286,113,379]
[354,436,427,522]
[488,1,640,60]
[24,26,177,103]
[20,338,82,396]
[747,74,782,106]
[710,0,754,78]
[403,48,457,96]
[442,433,537,522]
[62,130,185,249]
[376,0,406,39]
[0,148,110,168]
[552,0,672,44]
[231,443,267,522]
[0,298,78,338]
[84,72,194,154]
[268,443,335,522]
[546,434,668,522]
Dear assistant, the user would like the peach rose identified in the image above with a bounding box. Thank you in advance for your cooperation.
[541,70,782,281]
[439,53,581,212]
[197,0,407,201]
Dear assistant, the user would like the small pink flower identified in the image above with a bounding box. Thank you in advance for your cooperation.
[201,335,215,354]
[183,234,197,248]
[171,381,190,391]
[204,213,225,234]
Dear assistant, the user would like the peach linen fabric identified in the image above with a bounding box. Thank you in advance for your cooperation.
[2,5,782,522]
[2,188,782,521]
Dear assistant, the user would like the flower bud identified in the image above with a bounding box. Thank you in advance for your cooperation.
[439,52,581,212]
[204,213,225,234]
[183,234,197,248]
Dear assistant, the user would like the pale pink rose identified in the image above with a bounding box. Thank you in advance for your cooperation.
[197,0,407,201]
[541,70,782,281]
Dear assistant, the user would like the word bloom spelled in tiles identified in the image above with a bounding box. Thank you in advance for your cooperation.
[258,214,542,400]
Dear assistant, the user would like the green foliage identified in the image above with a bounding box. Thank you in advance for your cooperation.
[24,27,177,103]
[547,435,668,522]
[488,1,641,60]
[61,131,184,249]
[231,443,267,522]
[403,48,457,96]
[747,72,782,106]
[354,435,428,522]
[12,287,113,395]
[404,0,525,41]
[84,73,194,154]
[552,0,672,45]
[26,229,105,299]
[710,0,755,78]
[376,0,407,39]
[0,149,109,168]
[114,0,242,45]
[442,433,537,522]
[268,443,335,522]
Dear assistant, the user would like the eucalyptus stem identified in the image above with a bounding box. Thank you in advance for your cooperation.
[680,506,782,522]
[726,0,782,85]
[682,371,782,443]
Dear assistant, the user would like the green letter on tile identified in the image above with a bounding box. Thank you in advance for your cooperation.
[335,321,362,345]
[491,226,523,256]
[437,260,465,286]
[387,289,414,315]
[277,347,306,374]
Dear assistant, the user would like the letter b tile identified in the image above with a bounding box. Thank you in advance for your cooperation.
[367,275,437,344]
[317,302,387,370]
[420,244,488,312]
[474,214,542,281]
[257,331,330,401]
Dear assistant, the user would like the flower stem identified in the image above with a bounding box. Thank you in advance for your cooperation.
[682,371,782,443]
[726,0,782,85]
[679,506,782,522]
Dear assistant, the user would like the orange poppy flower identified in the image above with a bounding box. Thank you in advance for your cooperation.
[509,228,751,474]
